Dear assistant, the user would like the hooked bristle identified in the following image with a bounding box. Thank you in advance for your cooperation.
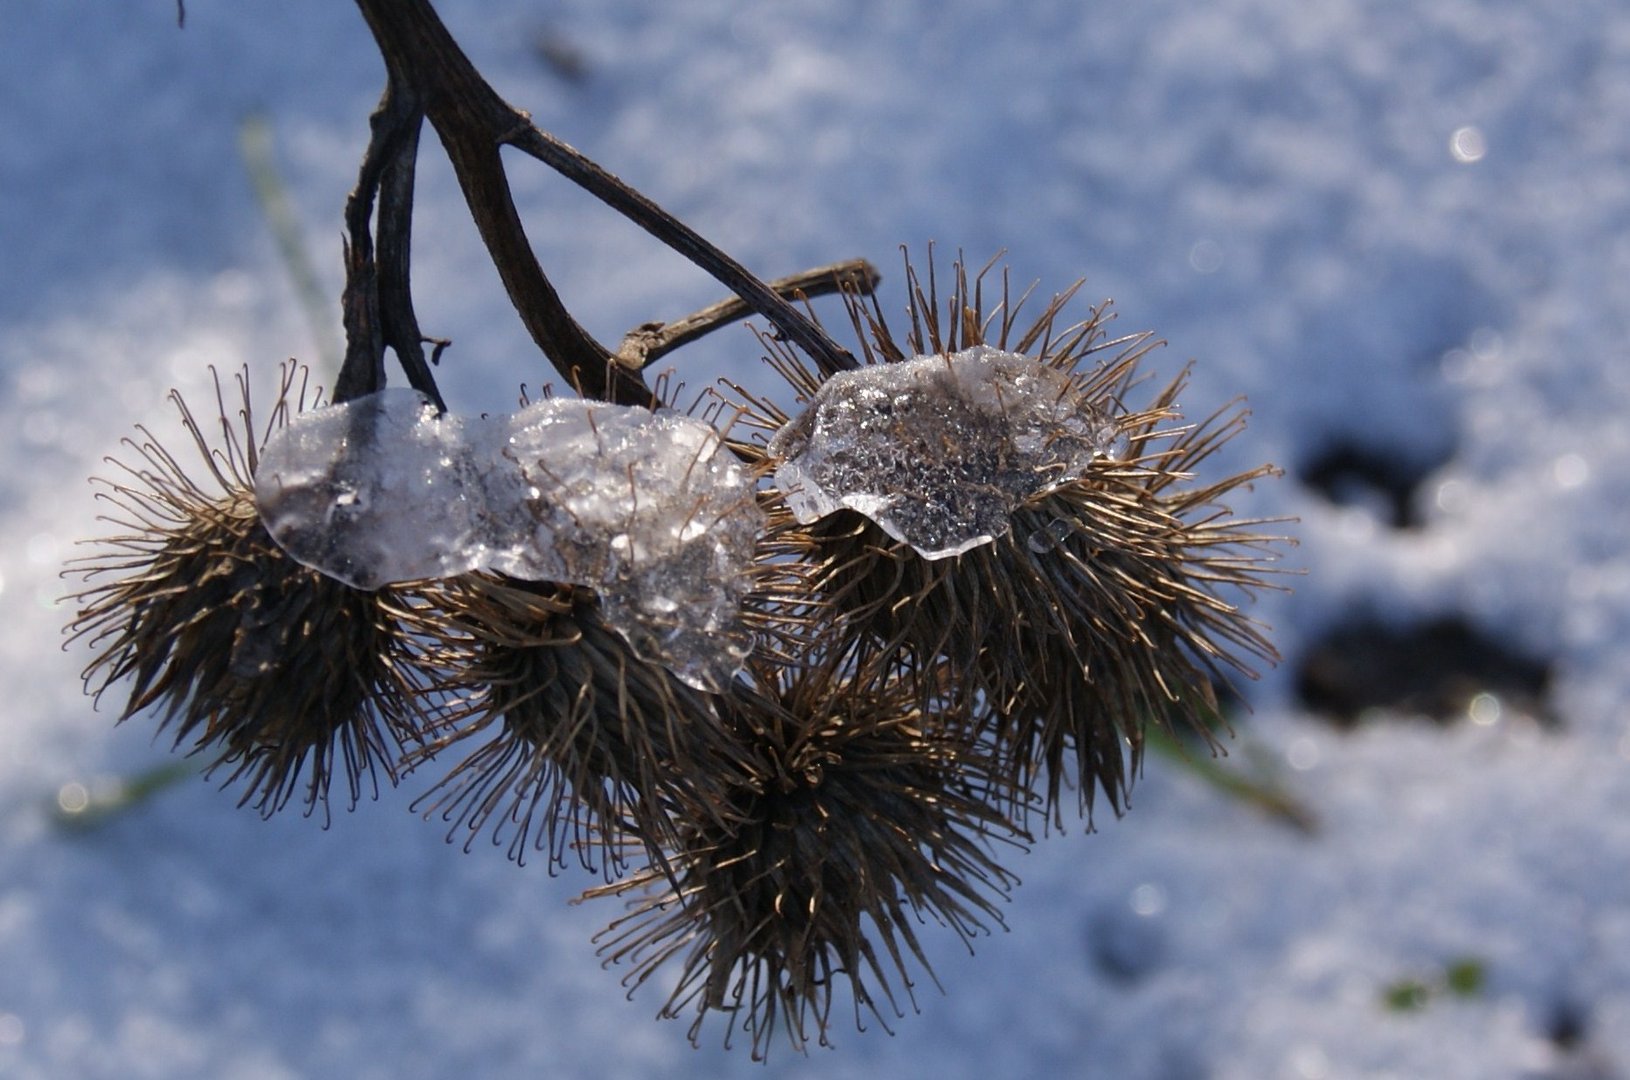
[728,249,1289,825]
[586,649,1026,1060]
[65,365,435,819]
[403,573,753,876]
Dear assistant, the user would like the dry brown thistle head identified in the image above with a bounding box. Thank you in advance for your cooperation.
[728,251,1288,825]
[585,647,1026,1060]
[64,366,434,819]
[402,571,757,876]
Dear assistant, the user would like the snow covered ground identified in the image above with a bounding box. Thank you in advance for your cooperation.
[3,1,1629,1076]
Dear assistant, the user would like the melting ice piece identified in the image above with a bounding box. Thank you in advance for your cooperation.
[484,400,763,691]
[254,391,763,691]
[253,389,483,590]
[768,345,1121,559]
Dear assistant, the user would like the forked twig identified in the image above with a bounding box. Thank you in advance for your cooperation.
[347,0,863,407]
[618,259,881,370]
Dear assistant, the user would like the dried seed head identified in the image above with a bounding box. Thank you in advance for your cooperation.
[405,573,753,876]
[737,251,1288,824]
[65,366,432,818]
[587,651,1025,1060]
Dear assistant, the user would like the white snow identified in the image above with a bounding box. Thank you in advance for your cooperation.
[5,1,1630,1078]
[768,345,1120,558]
[254,389,762,689]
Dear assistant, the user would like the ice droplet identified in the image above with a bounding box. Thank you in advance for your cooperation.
[253,389,763,690]
[769,346,1120,559]
[1026,517,1076,554]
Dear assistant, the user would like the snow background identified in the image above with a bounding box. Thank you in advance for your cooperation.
[3,1,1628,1077]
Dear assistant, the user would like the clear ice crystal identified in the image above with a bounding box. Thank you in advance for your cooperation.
[768,345,1121,559]
[253,389,763,691]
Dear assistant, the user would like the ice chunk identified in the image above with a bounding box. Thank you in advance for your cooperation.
[768,345,1121,559]
[253,391,763,691]
[481,401,763,690]
[251,389,483,590]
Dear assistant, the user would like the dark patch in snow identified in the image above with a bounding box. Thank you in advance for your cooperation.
[1294,615,1555,728]
[533,29,590,83]
[1084,899,1168,985]
[1299,440,1452,528]
[1548,998,1589,1052]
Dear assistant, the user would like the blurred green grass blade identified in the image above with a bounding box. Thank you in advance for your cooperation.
[1146,723,1318,835]
[51,759,198,832]
[239,113,341,373]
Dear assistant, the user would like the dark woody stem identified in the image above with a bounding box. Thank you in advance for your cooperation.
[503,124,862,379]
[346,0,861,409]
[617,259,881,370]
[335,83,447,409]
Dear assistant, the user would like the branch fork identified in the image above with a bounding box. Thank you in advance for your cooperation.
[340,0,874,409]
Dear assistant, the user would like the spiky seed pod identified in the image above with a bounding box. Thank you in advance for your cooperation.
[587,650,1026,1060]
[404,572,756,876]
[65,366,434,819]
[732,252,1287,824]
